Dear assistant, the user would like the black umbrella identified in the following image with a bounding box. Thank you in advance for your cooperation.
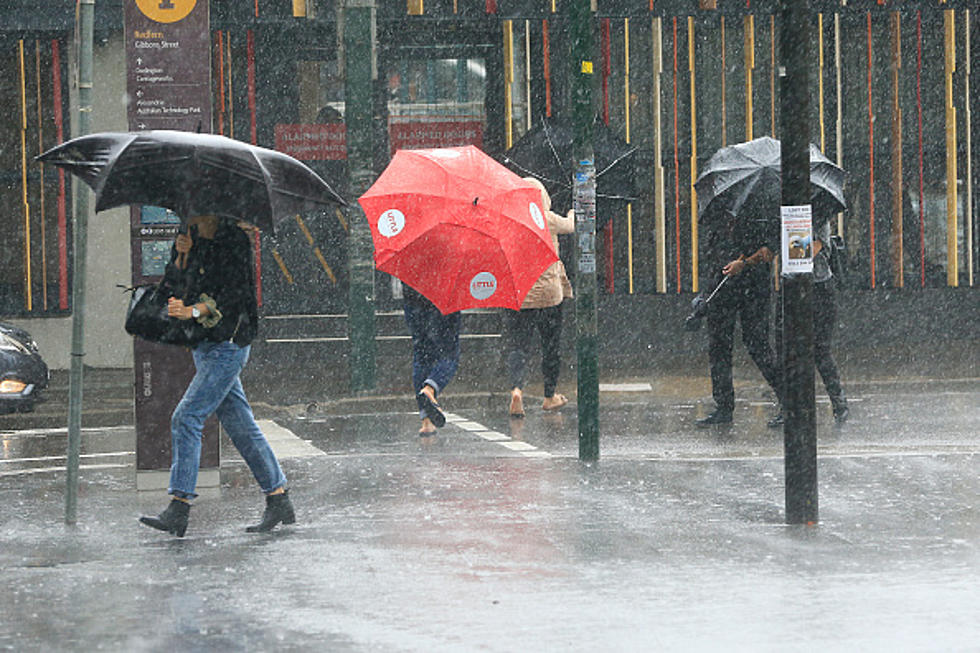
[694,136,845,229]
[501,116,637,227]
[37,130,346,232]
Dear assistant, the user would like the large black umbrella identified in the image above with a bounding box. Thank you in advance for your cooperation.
[37,130,346,232]
[501,116,637,227]
[694,136,845,229]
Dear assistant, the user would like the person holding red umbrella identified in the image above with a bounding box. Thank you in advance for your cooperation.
[403,283,461,435]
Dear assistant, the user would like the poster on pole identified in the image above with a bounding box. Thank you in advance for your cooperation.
[780,204,813,275]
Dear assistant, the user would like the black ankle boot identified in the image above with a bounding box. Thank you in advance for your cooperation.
[139,499,190,537]
[832,396,849,424]
[246,490,296,533]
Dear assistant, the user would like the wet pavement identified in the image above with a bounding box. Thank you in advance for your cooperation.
[0,375,977,651]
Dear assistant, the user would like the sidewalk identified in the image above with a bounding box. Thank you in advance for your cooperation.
[1,372,977,651]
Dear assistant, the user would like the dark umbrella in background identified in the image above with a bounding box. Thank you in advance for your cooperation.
[501,116,637,227]
[694,135,845,230]
[37,130,346,231]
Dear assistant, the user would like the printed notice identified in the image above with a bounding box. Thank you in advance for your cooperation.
[781,204,813,275]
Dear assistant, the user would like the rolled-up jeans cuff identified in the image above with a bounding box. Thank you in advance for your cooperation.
[170,489,197,501]
[423,378,442,395]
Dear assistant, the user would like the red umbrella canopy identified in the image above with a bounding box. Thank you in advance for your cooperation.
[359,145,559,314]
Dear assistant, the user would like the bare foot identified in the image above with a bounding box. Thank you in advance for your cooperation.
[509,388,525,417]
[542,393,568,411]
[419,417,437,435]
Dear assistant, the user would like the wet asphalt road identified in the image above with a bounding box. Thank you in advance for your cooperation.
[0,378,977,651]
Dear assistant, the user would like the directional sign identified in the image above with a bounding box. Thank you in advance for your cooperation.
[125,0,211,132]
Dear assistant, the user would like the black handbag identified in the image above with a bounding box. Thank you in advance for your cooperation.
[124,281,207,347]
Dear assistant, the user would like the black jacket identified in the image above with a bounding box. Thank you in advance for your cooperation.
[163,220,259,346]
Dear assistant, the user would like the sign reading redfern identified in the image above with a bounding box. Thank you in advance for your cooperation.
[274,119,483,160]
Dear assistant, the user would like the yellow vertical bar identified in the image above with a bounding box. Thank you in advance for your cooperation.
[503,20,514,148]
[689,16,698,292]
[653,17,666,294]
[19,40,32,312]
[965,10,974,286]
[292,0,307,17]
[625,18,634,294]
[944,9,958,286]
[407,0,423,16]
[745,15,755,141]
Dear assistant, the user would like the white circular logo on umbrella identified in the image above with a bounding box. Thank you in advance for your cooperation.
[469,272,498,300]
[378,209,405,237]
[529,202,545,230]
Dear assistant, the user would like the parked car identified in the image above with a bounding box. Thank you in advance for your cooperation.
[0,322,49,413]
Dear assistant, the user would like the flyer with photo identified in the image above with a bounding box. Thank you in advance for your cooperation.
[781,204,813,275]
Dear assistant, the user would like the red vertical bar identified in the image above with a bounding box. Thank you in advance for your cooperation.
[867,12,876,288]
[486,0,497,13]
[246,29,262,306]
[542,19,552,117]
[51,39,68,310]
[254,0,259,18]
[916,11,926,287]
[673,17,681,293]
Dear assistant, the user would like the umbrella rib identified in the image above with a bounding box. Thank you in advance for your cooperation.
[594,146,638,179]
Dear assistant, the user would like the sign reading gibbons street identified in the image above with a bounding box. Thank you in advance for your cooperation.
[125,0,211,132]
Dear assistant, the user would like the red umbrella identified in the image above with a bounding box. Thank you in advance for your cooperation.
[358,145,558,314]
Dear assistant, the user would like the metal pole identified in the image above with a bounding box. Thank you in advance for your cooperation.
[570,0,599,461]
[779,0,818,525]
[345,0,377,392]
[66,0,95,525]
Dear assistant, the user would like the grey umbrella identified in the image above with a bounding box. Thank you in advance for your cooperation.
[694,136,846,228]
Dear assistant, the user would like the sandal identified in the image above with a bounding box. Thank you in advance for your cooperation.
[542,394,568,411]
[509,390,525,418]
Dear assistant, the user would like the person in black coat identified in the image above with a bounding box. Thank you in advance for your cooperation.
[139,215,295,537]
[697,215,784,426]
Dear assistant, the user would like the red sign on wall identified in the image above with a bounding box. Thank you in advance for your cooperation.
[274,124,347,160]
[389,119,483,153]
[273,120,484,160]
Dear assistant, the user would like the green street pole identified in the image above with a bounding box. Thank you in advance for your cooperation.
[779,0,818,524]
[570,0,599,461]
[344,0,377,392]
[65,0,94,526]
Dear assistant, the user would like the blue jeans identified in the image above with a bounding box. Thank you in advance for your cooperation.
[168,341,286,500]
[403,301,461,416]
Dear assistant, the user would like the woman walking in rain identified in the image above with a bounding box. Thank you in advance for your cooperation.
[506,178,575,417]
[139,214,295,537]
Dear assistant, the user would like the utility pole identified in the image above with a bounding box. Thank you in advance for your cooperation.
[65,0,94,525]
[779,0,818,524]
[345,0,377,392]
[570,0,599,461]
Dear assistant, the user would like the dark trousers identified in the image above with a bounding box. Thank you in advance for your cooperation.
[404,301,461,414]
[775,281,845,406]
[505,302,564,398]
[706,273,783,414]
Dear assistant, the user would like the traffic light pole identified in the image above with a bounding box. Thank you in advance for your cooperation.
[570,0,599,461]
[345,0,377,392]
[779,0,818,524]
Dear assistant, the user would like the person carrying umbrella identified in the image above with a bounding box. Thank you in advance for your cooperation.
[139,214,295,536]
[403,283,462,436]
[506,177,574,417]
[696,213,784,427]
